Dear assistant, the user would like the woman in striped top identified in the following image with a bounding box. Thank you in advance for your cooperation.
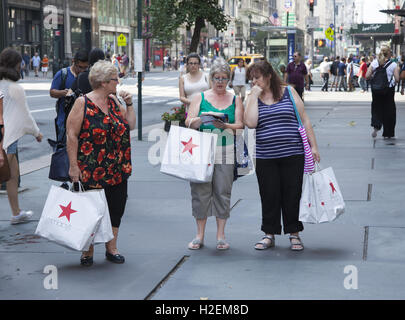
[244,60,320,251]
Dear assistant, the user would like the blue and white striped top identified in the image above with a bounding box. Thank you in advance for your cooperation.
[255,87,304,159]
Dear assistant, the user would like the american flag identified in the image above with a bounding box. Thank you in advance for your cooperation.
[269,12,280,26]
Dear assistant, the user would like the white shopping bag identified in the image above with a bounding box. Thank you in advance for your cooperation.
[93,190,114,244]
[160,125,218,183]
[299,164,345,223]
[35,184,105,251]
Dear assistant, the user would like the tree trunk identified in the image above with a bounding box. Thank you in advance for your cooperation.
[189,17,205,53]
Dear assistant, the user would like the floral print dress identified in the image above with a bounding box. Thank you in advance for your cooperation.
[77,95,132,188]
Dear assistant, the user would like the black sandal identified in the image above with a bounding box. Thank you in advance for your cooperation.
[80,255,94,267]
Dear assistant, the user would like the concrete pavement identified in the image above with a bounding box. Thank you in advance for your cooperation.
[1,89,405,301]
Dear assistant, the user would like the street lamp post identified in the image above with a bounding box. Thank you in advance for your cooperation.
[248,13,252,54]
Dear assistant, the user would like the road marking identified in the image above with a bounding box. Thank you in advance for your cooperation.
[30,107,54,113]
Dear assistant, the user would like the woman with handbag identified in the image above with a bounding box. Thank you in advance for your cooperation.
[244,60,320,251]
[185,58,244,251]
[66,60,136,266]
[230,58,247,102]
[366,46,399,139]
[0,48,43,224]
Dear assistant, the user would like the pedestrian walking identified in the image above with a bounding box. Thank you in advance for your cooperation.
[244,60,320,251]
[22,52,30,76]
[0,48,43,224]
[284,52,309,100]
[346,57,355,91]
[0,90,4,168]
[50,50,89,143]
[358,57,368,92]
[337,57,347,91]
[319,56,330,92]
[304,59,313,91]
[230,58,247,102]
[120,52,129,76]
[66,60,136,266]
[185,58,244,251]
[20,59,25,80]
[330,56,340,91]
[366,45,399,139]
[31,52,41,77]
[41,55,49,77]
[179,53,210,112]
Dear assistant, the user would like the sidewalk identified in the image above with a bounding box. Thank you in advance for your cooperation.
[1,91,405,300]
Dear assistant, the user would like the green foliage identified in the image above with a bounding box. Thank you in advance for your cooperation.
[161,105,186,122]
[148,0,231,51]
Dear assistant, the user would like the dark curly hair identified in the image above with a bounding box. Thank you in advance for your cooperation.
[0,48,22,82]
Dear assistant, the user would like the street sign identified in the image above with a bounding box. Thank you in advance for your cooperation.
[325,27,334,41]
[133,39,143,72]
[306,16,319,29]
[117,33,127,47]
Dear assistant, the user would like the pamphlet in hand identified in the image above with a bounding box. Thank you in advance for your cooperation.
[200,112,229,125]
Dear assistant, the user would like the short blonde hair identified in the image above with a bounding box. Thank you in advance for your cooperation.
[209,57,231,80]
[378,45,391,65]
[88,60,118,89]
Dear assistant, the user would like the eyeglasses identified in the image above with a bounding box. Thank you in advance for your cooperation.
[212,77,229,83]
[110,78,119,82]
[188,62,200,65]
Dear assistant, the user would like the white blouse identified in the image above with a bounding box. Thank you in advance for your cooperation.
[0,80,40,149]
[183,72,209,101]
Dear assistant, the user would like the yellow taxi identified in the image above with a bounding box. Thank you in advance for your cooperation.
[227,54,265,72]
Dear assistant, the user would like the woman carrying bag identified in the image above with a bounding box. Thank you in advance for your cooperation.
[244,60,320,251]
[66,60,136,266]
[185,58,244,251]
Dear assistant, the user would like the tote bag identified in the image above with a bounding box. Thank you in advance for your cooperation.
[299,163,345,223]
[35,183,106,251]
[160,124,218,183]
[287,86,315,174]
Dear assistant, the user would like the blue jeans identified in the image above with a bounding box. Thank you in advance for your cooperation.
[359,77,367,91]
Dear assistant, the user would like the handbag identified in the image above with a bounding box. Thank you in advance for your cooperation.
[93,190,114,244]
[299,163,345,223]
[287,86,315,174]
[233,131,254,181]
[35,182,106,251]
[160,123,218,183]
[0,148,11,184]
[48,139,70,182]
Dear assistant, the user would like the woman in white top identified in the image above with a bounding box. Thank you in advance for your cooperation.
[0,48,43,224]
[230,58,247,101]
[179,53,210,111]
[366,46,400,139]
[0,90,4,168]
[305,59,313,91]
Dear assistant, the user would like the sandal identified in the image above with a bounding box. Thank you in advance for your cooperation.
[216,239,230,250]
[289,235,304,251]
[80,255,94,267]
[254,235,275,250]
[188,238,204,250]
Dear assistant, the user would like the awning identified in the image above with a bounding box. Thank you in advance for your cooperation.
[380,9,405,17]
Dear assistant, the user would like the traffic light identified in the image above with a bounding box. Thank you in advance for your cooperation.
[318,39,326,47]
[309,0,314,12]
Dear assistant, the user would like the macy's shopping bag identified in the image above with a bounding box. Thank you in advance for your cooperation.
[299,164,345,223]
[93,190,114,244]
[35,183,106,251]
[160,125,218,183]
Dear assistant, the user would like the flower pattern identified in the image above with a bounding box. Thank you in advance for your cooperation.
[77,95,132,188]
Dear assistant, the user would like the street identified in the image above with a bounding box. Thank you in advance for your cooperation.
[1,72,405,302]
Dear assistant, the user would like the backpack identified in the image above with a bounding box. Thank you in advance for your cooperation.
[370,60,393,94]
[330,61,339,75]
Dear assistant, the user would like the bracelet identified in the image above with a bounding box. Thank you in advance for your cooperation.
[126,102,133,107]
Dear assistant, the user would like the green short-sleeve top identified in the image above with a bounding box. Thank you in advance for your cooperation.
[198,92,235,146]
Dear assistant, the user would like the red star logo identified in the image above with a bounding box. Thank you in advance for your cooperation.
[181,137,199,155]
[330,182,337,193]
[58,201,77,222]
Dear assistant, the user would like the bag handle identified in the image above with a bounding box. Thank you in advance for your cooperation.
[70,181,85,193]
[286,86,303,127]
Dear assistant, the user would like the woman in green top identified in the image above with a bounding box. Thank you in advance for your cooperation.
[185,58,244,250]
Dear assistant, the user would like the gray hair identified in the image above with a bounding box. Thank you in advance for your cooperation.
[209,57,231,80]
[88,60,118,89]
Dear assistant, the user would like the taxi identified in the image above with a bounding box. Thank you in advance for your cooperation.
[227,54,265,72]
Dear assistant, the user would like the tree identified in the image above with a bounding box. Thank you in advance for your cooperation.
[148,0,231,53]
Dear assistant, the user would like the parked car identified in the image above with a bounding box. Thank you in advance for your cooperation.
[311,63,360,87]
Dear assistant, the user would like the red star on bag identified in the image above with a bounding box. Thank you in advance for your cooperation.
[58,201,77,222]
[330,182,337,193]
[181,137,199,155]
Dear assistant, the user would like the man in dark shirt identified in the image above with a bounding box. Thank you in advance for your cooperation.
[284,52,309,99]
[337,57,347,91]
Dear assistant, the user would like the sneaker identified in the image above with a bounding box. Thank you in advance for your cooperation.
[11,210,34,224]
[372,128,379,138]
